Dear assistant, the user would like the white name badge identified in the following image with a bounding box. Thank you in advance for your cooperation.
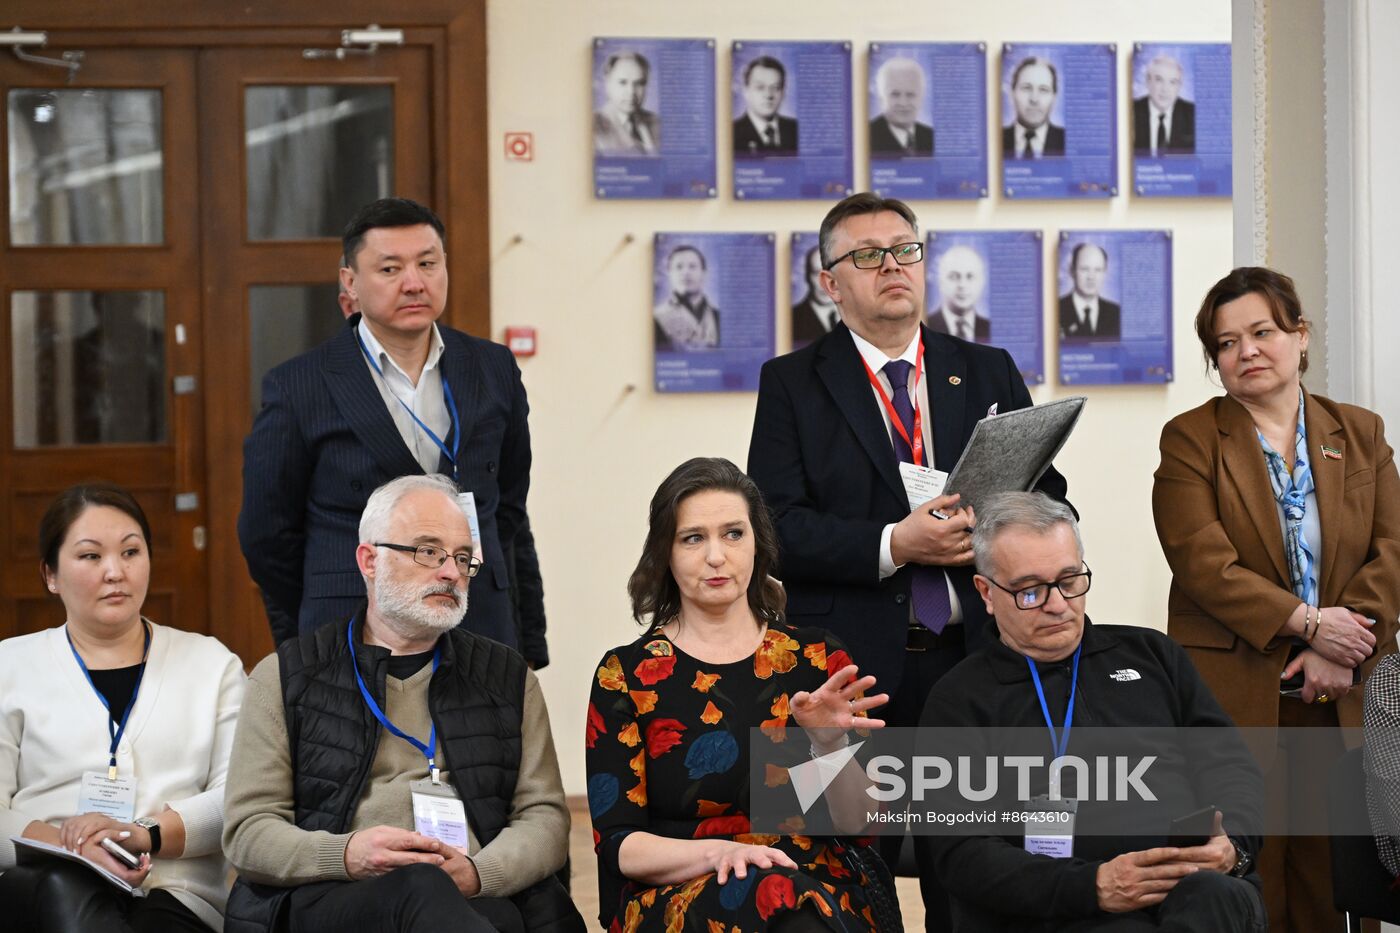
[898,462,949,513]
[78,771,137,823]
[1024,797,1077,859]
[456,493,484,561]
[411,778,470,851]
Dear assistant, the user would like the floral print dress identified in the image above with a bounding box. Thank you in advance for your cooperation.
[586,624,884,932]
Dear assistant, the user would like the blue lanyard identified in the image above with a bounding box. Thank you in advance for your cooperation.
[66,621,151,780]
[347,617,443,783]
[356,327,461,480]
[1026,645,1081,761]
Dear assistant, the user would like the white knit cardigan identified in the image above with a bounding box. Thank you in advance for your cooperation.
[0,621,246,930]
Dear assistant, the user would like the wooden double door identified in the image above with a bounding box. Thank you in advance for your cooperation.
[0,9,485,666]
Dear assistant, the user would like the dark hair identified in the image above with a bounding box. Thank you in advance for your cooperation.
[743,55,786,87]
[818,192,919,267]
[39,483,152,576]
[1194,266,1309,372]
[1011,56,1058,94]
[1069,242,1108,273]
[666,245,706,270]
[342,198,446,270]
[604,51,650,81]
[627,457,785,629]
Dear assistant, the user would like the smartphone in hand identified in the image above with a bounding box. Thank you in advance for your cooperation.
[99,836,142,870]
[1167,805,1216,848]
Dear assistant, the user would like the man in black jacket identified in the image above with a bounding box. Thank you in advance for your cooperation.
[919,492,1266,932]
[748,192,1071,925]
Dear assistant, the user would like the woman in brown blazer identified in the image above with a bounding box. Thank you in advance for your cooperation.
[1153,266,1400,933]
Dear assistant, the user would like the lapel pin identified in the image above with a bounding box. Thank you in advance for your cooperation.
[948,376,962,386]
[1321,445,1342,460]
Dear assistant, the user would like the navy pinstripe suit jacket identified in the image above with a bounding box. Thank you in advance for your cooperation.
[239,314,531,646]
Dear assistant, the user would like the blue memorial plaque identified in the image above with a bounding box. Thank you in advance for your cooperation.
[593,38,717,199]
[732,41,853,201]
[869,42,988,200]
[927,230,1045,385]
[788,232,840,351]
[654,233,775,393]
[1057,230,1173,386]
[1131,43,1232,197]
[1000,43,1117,200]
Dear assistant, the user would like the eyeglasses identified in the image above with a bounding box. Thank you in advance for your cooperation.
[825,241,923,270]
[984,564,1092,610]
[376,542,482,577]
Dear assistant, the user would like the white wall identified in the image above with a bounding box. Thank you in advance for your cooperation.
[486,0,1232,796]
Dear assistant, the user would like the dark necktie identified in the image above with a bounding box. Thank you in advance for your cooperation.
[882,359,952,633]
[1022,128,1036,159]
[1080,305,1092,334]
[826,309,839,331]
[764,123,777,148]
[958,317,973,341]
[1156,113,1167,153]
[628,115,644,147]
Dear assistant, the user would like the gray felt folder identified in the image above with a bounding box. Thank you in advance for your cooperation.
[943,396,1086,512]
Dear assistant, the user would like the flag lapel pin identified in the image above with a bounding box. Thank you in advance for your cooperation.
[1321,445,1342,460]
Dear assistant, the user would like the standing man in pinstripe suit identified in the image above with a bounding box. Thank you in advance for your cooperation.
[239,198,532,647]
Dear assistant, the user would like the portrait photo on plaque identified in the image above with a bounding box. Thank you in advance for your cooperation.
[789,232,841,351]
[1131,43,1232,197]
[868,42,987,200]
[1057,230,1173,386]
[926,230,1044,384]
[593,37,717,199]
[1000,43,1117,199]
[731,41,853,200]
[654,232,775,393]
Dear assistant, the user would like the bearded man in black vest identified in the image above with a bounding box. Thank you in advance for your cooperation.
[222,473,581,933]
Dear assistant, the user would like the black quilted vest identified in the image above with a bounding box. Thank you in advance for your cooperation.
[224,618,526,933]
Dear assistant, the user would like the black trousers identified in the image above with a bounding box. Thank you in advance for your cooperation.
[287,864,519,933]
[285,863,585,933]
[1044,871,1267,933]
[0,861,211,933]
[879,623,966,933]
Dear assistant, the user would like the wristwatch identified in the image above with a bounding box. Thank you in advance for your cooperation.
[1227,837,1252,878]
[134,816,162,857]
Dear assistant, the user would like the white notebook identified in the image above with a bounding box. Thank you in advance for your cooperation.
[11,835,145,896]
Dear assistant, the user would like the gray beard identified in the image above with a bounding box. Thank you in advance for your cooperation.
[372,569,466,640]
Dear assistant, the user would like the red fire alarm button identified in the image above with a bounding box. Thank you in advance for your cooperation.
[504,132,533,162]
[505,326,537,357]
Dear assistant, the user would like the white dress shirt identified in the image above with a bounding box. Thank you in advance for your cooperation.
[848,328,964,624]
[358,322,452,475]
[1074,295,1101,335]
[1148,101,1174,156]
[746,112,782,147]
[1014,123,1048,158]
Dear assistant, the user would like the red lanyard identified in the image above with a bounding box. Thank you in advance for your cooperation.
[859,335,925,467]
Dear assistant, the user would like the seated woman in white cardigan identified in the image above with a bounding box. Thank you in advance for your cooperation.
[0,483,246,932]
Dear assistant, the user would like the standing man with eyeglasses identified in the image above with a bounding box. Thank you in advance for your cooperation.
[239,197,532,648]
[747,192,1073,927]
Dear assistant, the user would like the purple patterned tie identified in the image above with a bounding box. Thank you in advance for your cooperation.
[883,359,953,633]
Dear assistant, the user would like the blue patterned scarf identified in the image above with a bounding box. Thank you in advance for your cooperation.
[1257,390,1317,606]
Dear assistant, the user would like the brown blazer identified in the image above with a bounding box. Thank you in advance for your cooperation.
[1153,391,1400,739]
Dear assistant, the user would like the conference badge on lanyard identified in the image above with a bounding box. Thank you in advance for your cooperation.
[1024,646,1081,858]
[70,621,150,822]
[356,327,462,482]
[347,618,468,848]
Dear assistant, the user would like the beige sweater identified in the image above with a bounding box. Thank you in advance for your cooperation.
[222,653,569,897]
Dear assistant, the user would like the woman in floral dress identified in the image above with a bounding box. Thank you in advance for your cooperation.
[587,457,895,932]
